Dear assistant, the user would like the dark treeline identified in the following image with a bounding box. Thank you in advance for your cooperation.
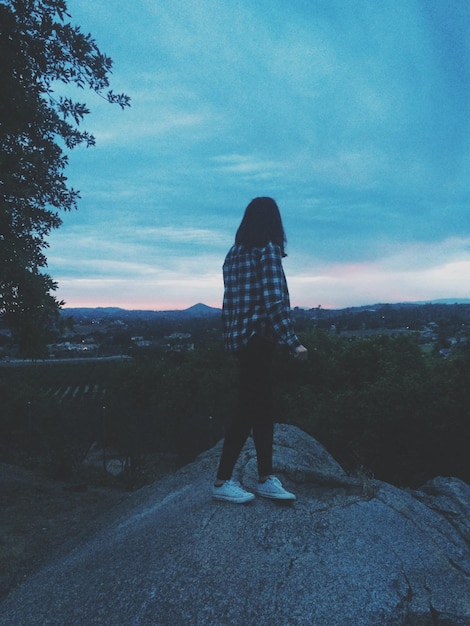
[1,330,469,488]
[292,301,470,333]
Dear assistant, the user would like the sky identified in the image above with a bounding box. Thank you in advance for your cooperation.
[46,0,470,311]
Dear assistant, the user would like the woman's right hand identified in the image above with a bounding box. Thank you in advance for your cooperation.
[294,344,308,361]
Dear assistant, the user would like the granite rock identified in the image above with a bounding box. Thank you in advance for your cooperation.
[0,424,469,625]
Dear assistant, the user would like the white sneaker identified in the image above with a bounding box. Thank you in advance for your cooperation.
[256,476,296,501]
[212,479,255,503]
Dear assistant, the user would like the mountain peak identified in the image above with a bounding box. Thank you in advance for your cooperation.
[184,303,220,315]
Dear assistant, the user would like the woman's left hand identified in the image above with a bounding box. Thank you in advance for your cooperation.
[294,345,308,361]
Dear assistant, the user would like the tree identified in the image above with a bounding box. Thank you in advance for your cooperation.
[0,0,130,357]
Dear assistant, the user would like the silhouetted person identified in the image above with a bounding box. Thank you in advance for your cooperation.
[213,197,307,503]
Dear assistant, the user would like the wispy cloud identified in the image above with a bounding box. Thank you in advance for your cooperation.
[134,226,227,246]
[211,154,291,183]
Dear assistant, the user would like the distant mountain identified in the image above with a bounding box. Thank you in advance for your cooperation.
[183,303,221,316]
[60,307,130,318]
[298,299,470,314]
[60,303,221,320]
[342,300,470,312]
[418,298,470,305]
[61,299,470,320]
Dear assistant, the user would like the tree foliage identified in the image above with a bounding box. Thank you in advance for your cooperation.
[0,0,130,356]
[1,334,469,488]
[279,331,470,486]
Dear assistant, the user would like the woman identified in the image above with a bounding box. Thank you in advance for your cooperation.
[213,197,308,503]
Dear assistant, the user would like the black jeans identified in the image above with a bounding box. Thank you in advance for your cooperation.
[217,335,275,481]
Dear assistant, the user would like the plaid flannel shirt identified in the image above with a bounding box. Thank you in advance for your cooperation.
[222,242,301,353]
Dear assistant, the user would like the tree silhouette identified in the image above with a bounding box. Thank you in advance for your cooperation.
[0,0,130,356]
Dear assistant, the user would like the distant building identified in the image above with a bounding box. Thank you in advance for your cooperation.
[165,332,192,340]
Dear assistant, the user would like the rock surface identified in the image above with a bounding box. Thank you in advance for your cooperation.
[1,424,469,625]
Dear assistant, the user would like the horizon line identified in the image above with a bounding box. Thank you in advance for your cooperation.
[59,298,470,313]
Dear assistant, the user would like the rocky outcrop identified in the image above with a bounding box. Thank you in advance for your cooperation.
[0,424,469,625]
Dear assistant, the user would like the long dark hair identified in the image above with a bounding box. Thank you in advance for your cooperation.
[235,197,287,256]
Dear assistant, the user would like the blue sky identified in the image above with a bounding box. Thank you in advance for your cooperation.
[47,0,470,310]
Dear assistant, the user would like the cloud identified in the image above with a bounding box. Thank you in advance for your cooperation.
[211,154,292,183]
[288,237,470,307]
[55,266,223,311]
[133,226,228,247]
